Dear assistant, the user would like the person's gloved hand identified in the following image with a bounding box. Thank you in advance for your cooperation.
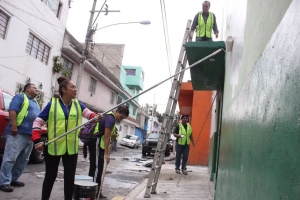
[181,135,185,138]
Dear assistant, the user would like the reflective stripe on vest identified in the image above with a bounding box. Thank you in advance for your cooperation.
[196,12,214,38]
[16,93,29,126]
[47,98,82,155]
[100,111,116,149]
[178,123,192,145]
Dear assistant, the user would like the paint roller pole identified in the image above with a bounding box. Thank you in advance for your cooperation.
[97,152,109,200]
[44,48,223,146]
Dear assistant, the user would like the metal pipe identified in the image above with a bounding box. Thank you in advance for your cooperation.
[44,48,222,146]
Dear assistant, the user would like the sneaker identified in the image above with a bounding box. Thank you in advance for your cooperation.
[175,169,181,174]
[81,157,87,162]
[182,170,188,175]
[0,184,14,192]
[10,181,25,187]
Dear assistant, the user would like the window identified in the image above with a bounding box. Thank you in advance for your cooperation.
[133,108,136,115]
[110,91,116,105]
[61,56,73,79]
[117,96,122,105]
[0,10,9,39]
[43,0,62,18]
[125,69,136,76]
[89,77,96,93]
[26,33,50,64]
[141,71,144,80]
[2,92,13,111]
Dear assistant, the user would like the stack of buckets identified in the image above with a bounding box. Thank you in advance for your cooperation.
[73,175,98,200]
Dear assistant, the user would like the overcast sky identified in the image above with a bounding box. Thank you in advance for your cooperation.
[66,0,223,113]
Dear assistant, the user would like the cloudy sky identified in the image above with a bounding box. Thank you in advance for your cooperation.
[66,0,224,112]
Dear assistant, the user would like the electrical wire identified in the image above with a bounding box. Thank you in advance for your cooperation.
[92,0,108,26]
[28,0,64,37]
[161,0,173,75]
[159,0,173,82]
[0,0,65,30]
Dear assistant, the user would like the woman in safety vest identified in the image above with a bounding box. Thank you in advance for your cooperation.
[31,77,101,200]
[93,106,129,198]
[173,115,195,175]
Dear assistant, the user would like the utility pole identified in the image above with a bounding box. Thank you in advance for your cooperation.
[76,0,98,97]
[149,93,156,134]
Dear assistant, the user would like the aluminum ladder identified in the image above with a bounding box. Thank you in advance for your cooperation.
[144,20,192,198]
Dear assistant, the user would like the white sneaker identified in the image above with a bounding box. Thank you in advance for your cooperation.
[81,157,87,162]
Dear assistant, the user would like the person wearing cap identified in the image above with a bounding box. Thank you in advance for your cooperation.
[173,115,195,175]
[0,83,40,192]
[190,1,219,42]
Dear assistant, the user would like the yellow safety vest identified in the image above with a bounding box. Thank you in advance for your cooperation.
[177,123,192,145]
[47,98,82,155]
[14,93,38,126]
[196,12,214,38]
[99,112,116,149]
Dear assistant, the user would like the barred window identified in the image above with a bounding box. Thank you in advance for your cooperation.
[26,33,50,64]
[0,10,9,39]
[89,76,96,93]
[61,56,73,79]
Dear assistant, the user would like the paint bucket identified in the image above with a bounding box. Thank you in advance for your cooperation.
[75,175,93,182]
[73,181,98,200]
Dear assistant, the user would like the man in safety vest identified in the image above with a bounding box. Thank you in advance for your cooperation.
[173,115,195,175]
[0,83,40,192]
[190,1,219,42]
[94,105,129,199]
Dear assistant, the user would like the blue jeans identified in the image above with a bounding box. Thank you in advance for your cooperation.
[175,144,190,171]
[113,140,117,152]
[0,134,33,185]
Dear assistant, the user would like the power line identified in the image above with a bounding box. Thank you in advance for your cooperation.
[92,0,108,26]
[161,0,173,74]
[0,0,65,30]
[159,0,173,80]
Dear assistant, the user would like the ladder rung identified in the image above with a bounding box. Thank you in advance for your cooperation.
[153,165,161,170]
[152,182,157,186]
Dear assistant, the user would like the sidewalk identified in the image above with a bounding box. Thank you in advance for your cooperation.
[112,163,215,200]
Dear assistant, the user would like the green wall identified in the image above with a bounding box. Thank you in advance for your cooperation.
[216,0,300,199]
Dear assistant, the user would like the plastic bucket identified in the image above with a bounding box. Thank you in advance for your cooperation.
[75,175,93,182]
[73,180,98,200]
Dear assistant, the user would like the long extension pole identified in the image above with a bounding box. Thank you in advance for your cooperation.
[45,48,222,146]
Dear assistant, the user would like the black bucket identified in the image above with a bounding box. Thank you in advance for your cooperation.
[73,181,98,200]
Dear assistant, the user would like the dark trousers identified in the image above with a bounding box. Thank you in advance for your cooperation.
[83,142,88,158]
[93,139,104,193]
[42,146,78,200]
[87,138,97,177]
[175,144,190,171]
[196,37,213,42]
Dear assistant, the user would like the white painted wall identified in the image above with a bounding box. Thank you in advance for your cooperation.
[0,0,69,107]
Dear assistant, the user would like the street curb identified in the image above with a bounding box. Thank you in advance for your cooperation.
[125,178,148,199]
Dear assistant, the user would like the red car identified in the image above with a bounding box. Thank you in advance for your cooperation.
[0,87,47,164]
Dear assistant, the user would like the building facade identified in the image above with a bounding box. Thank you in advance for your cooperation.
[201,0,299,199]
[0,0,70,107]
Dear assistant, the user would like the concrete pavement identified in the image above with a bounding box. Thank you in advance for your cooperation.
[112,153,215,200]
